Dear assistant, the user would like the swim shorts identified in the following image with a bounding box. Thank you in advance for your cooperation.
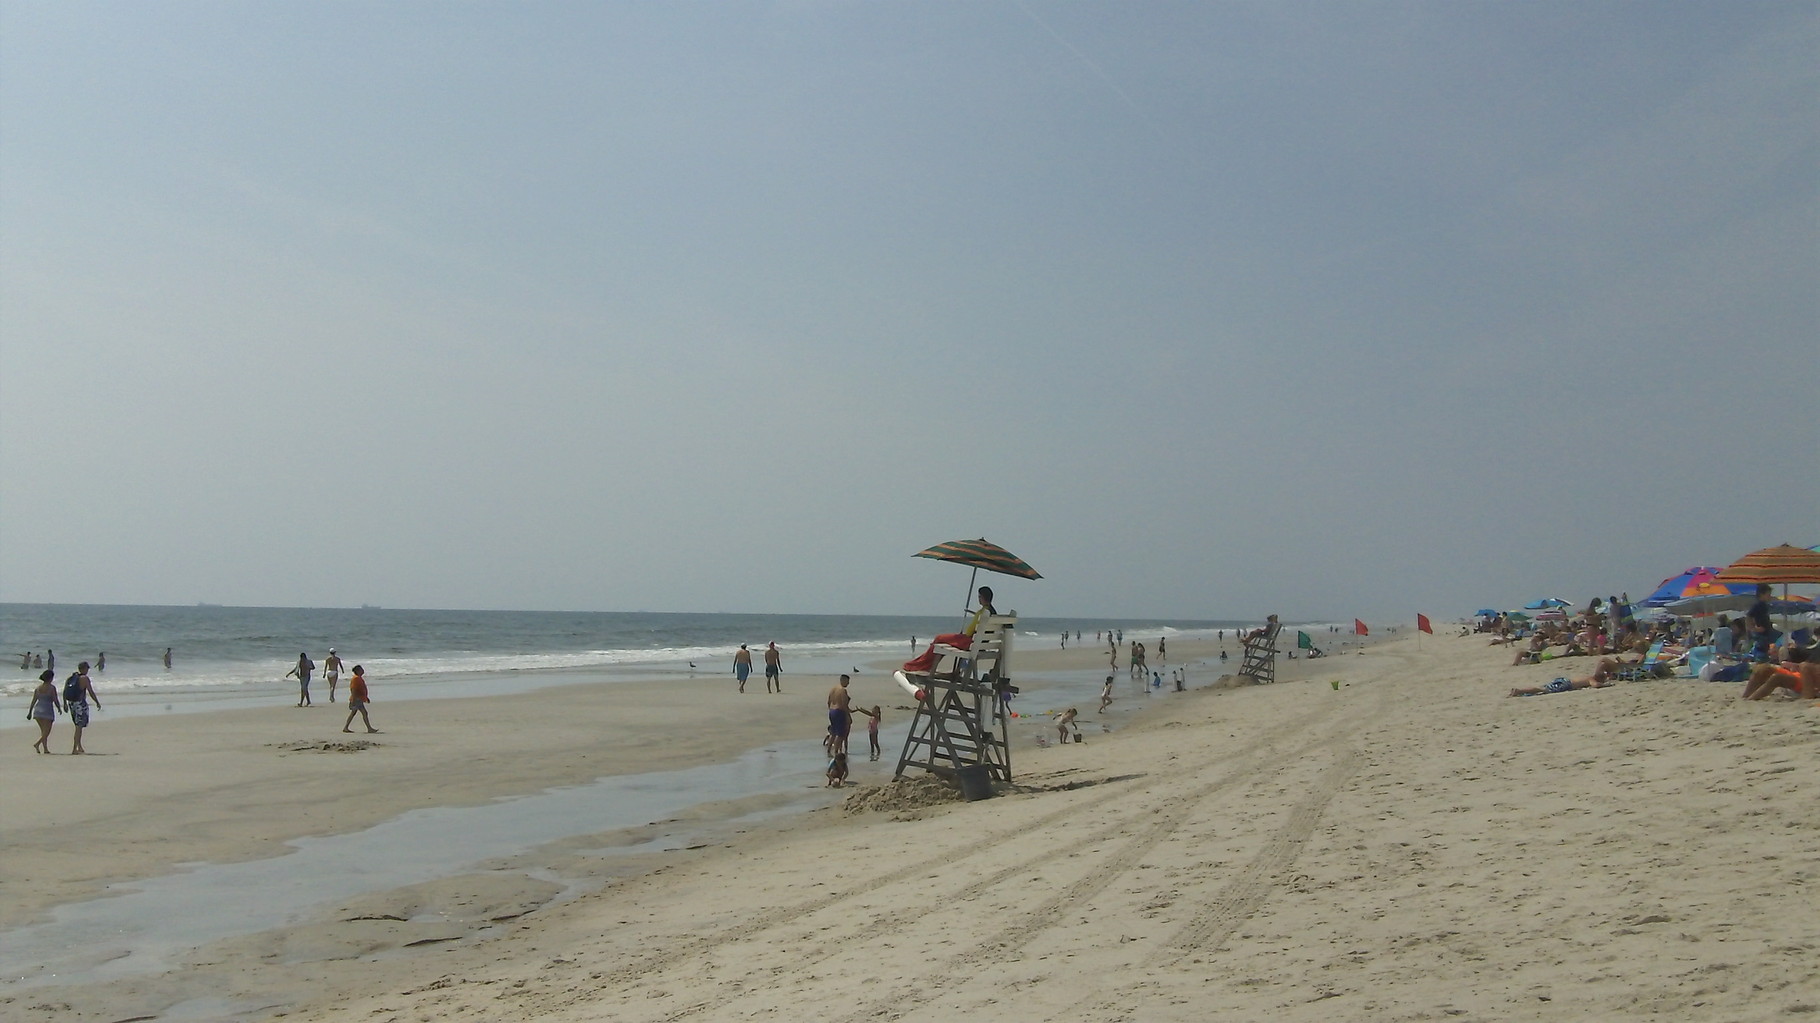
[765,664,780,678]
[829,708,850,736]
[736,663,750,681]
[1543,678,1574,694]
[68,700,90,727]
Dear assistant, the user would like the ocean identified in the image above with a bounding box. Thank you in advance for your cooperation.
[0,603,1253,705]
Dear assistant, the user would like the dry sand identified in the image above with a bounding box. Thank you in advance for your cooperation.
[4,633,1817,1022]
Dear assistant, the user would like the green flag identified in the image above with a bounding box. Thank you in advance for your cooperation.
[1297,631,1313,649]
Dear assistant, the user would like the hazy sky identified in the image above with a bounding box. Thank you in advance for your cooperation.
[2,2,1814,621]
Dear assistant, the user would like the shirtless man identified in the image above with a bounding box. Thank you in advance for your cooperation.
[733,644,752,693]
[764,642,783,694]
[322,648,345,703]
[826,674,855,755]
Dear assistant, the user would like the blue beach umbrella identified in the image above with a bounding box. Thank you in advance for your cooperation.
[1523,598,1571,610]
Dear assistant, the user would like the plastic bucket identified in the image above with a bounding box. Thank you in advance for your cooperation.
[956,764,995,801]
[1686,646,1714,678]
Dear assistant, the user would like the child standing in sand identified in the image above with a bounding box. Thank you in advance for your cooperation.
[854,705,882,761]
[342,665,377,733]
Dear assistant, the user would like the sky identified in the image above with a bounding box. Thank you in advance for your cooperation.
[1,1,1814,622]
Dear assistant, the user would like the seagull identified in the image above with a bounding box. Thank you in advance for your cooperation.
[688,661,697,669]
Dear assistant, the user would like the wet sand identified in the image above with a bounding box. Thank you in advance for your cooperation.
[5,632,1816,1022]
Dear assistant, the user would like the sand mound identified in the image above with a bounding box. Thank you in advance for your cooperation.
[842,773,962,814]
[274,739,383,753]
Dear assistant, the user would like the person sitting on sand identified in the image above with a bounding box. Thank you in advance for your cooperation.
[1509,667,1616,697]
[902,586,996,675]
[1742,646,1818,701]
[826,751,849,788]
[342,665,377,733]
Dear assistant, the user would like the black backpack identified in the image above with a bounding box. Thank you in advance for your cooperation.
[63,673,83,702]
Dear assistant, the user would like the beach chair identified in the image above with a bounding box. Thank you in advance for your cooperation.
[1238,621,1283,685]
[928,615,1015,683]
[1614,641,1668,681]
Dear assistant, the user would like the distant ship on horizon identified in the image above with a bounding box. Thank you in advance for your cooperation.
[359,603,382,610]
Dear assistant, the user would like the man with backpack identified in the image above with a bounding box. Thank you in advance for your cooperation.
[64,661,101,754]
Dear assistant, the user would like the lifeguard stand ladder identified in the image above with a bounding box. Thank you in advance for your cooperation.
[1238,621,1283,685]
[894,615,1016,784]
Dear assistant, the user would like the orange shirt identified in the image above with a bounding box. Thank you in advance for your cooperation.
[349,675,369,703]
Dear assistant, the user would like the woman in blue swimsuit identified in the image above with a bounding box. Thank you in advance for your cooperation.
[27,669,59,753]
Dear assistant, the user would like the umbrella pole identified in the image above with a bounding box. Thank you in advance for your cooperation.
[963,566,979,623]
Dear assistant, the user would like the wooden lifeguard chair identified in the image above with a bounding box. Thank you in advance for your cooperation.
[894,615,1017,784]
[1237,620,1283,685]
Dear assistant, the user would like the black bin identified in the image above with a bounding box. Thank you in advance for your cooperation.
[956,764,995,801]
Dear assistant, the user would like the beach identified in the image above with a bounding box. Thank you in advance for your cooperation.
[4,631,1817,1022]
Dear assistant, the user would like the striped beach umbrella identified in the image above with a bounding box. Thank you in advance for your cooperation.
[912,538,1042,581]
[1717,544,1820,586]
[913,538,1042,618]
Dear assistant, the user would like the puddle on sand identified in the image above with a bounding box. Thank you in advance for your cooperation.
[0,740,836,990]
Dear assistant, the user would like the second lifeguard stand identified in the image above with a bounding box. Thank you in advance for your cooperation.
[1237,621,1283,685]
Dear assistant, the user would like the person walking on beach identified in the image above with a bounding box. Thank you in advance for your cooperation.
[826,674,855,755]
[342,665,377,733]
[322,648,345,703]
[285,652,316,707]
[27,669,60,753]
[164,648,172,670]
[733,644,752,693]
[64,661,100,754]
[1099,675,1114,712]
[764,642,783,693]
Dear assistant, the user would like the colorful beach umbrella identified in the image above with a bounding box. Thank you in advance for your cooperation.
[1640,567,1748,608]
[1523,597,1571,610]
[911,537,1042,617]
[1717,544,1820,586]
[912,538,1042,581]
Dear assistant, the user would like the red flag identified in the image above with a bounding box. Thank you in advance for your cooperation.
[1354,619,1369,636]
[1417,613,1433,634]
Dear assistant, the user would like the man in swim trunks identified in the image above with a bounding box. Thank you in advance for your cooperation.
[733,644,752,693]
[827,674,854,755]
[764,642,782,693]
[66,661,101,753]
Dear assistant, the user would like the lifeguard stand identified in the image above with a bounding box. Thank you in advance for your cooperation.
[1237,621,1283,685]
[894,615,1017,784]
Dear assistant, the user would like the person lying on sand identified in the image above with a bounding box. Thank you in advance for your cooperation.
[1509,666,1615,697]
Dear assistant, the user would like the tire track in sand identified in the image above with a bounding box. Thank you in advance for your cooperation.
[818,696,1387,1023]
[582,697,1350,996]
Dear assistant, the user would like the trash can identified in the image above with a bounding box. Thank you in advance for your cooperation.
[956,764,995,801]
